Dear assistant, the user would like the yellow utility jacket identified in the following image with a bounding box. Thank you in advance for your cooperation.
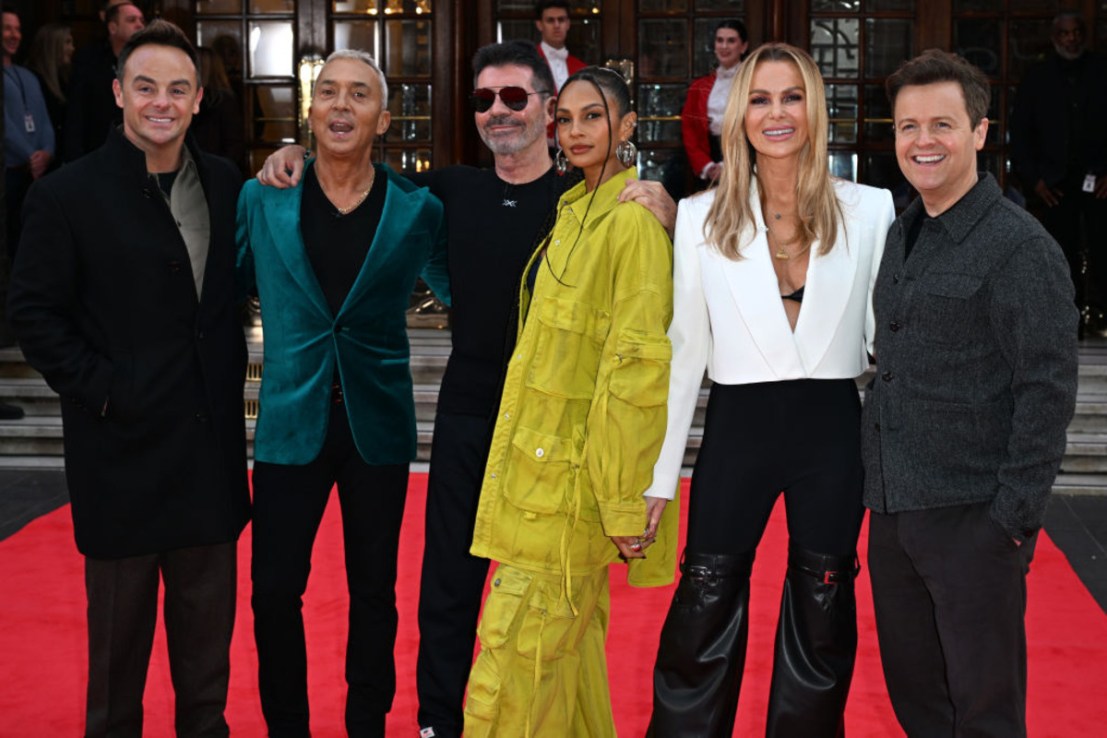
[471,167,678,588]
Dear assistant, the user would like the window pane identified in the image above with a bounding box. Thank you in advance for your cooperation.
[384,20,432,76]
[695,0,745,10]
[197,0,243,11]
[639,19,689,78]
[953,19,1000,77]
[386,84,431,143]
[812,0,860,11]
[862,151,905,193]
[641,0,689,11]
[384,148,433,175]
[333,21,379,60]
[568,19,601,65]
[1008,0,1056,11]
[637,147,678,184]
[953,0,1000,10]
[828,151,857,181]
[811,18,860,78]
[865,19,913,78]
[334,0,378,10]
[253,85,297,142]
[638,83,684,145]
[692,19,721,78]
[864,0,914,9]
[826,84,858,144]
[1007,20,1052,81]
[249,21,294,77]
[497,21,533,44]
[249,0,294,12]
[863,83,893,142]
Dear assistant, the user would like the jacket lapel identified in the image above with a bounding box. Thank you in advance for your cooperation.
[793,218,857,371]
[260,180,332,319]
[337,170,426,319]
[720,206,806,377]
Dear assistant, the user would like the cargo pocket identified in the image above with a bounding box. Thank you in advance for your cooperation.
[516,576,581,663]
[502,426,576,516]
[526,297,609,399]
[608,330,672,408]
[467,567,533,722]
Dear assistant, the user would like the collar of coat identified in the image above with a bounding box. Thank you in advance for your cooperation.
[898,171,1001,245]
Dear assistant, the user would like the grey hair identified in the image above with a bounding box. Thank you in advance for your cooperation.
[1052,11,1086,33]
[323,48,388,102]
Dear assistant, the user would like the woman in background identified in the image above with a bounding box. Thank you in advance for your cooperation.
[192,46,245,173]
[682,19,749,187]
[26,23,73,151]
[647,43,895,737]
[465,66,676,738]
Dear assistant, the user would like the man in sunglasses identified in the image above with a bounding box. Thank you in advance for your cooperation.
[258,40,674,738]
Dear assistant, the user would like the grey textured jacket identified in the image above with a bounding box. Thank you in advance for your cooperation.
[862,173,1078,539]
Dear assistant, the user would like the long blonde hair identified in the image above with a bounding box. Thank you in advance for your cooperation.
[705,43,842,260]
[27,24,72,104]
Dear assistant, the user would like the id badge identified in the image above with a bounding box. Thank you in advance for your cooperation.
[23,113,35,134]
[1084,174,1097,194]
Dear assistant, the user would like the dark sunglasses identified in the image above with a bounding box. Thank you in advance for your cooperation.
[470,86,548,113]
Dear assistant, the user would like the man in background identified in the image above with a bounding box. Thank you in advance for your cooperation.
[1011,11,1107,331]
[63,0,145,161]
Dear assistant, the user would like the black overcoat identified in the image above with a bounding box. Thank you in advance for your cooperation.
[7,127,250,558]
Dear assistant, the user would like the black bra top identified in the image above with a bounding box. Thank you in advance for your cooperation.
[781,285,805,303]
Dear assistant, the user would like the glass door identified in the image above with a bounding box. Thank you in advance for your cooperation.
[192,0,438,174]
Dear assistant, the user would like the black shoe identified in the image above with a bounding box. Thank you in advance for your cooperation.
[647,550,755,738]
[766,546,860,738]
[0,403,24,420]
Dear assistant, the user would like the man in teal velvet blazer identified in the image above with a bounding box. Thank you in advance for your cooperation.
[235,49,448,737]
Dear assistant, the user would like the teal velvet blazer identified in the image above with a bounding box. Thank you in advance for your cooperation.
[236,163,449,466]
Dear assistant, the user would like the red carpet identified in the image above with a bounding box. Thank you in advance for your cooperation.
[2,474,1106,736]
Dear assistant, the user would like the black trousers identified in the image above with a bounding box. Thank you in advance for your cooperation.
[416,411,494,737]
[251,405,408,738]
[1038,181,1107,310]
[868,503,1036,738]
[84,541,236,738]
[688,379,865,556]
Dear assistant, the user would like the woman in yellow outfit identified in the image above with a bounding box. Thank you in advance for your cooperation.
[464,66,677,737]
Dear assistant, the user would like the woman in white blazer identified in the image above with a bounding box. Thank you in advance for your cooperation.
[645,44,895,738]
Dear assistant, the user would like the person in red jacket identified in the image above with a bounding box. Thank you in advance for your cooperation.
[534,0,586,145]
[683,19,749,186]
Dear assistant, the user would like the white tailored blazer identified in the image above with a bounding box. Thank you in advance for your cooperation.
[646,178,895,500]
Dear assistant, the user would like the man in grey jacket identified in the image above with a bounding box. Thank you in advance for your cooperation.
[862,49,1078,738]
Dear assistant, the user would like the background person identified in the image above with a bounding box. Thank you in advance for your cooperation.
[682,19,749,187]
[237,49,449,737]
[26,22,73,151]
[7,20,249,736]
[464,66,676,738]
[1011,11,1107,331]
[865,49,1078,738]
[646,43,894,738]
[63,0,144,162]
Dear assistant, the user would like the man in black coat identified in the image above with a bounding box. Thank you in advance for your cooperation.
[7,20,248,737]
[62,0,145,162]
[1011,11,1107,319]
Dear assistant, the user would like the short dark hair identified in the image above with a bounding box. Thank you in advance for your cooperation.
[115,19,199,83]
[535,1,570,20]
[105,2,137,25]
[472,40,556,96]
[2,3,20,20]
[886,49,990,128]
[715,19,748,43]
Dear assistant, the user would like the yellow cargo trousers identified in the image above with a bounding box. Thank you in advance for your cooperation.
[463,563,616,738]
